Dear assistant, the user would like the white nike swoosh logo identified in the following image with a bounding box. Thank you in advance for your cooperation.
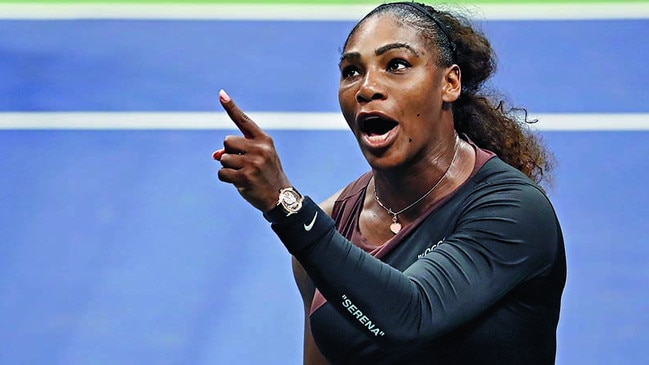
[304,212,318,231]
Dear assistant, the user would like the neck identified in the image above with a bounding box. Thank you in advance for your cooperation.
[373,134,460,215]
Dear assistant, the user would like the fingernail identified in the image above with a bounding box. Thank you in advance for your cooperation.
[212,148,225,161]
[219,89,231,103]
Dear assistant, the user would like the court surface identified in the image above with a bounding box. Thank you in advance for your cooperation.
[0,1,647,364]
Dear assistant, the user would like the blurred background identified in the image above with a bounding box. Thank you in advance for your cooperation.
[1,0,647,364]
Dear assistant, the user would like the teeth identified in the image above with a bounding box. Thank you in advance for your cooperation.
[367,134,389,143]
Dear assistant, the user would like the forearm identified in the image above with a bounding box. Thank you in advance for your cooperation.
[273,197,427,346]
[272,189,558,347]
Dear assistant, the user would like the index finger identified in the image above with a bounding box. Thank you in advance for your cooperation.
[219,89,262,139]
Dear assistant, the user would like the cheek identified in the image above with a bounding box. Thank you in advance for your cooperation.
[409,95,439,122]
[401,106,434,143]
[338,87,356,121]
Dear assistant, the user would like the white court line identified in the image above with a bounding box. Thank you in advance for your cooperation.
[0,3,648,20]
[0,112,647,131]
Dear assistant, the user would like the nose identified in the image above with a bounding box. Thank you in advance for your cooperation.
[355,71,386,104]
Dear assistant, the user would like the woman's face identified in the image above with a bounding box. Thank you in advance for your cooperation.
[338,13,458,170]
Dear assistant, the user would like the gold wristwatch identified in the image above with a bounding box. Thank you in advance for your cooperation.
[264,186,303,222]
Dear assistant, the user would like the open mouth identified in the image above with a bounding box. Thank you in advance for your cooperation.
[359,115,398,136]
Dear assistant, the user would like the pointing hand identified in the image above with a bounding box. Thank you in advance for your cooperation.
[213,90,291,212]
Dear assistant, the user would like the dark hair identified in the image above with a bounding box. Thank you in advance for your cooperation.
[344,2,554,186]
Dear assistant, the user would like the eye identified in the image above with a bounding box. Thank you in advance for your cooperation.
[341,65,361,79]
[387,59,411,72]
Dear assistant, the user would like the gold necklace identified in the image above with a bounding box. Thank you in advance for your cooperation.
[373,135,460,235]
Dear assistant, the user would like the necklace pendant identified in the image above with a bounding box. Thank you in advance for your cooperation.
[389,222,402,235]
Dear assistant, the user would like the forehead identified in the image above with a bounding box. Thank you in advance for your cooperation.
[344,13,428,54]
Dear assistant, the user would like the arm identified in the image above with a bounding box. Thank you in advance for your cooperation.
[292,258,330,365]
[275,183,559,348]
[214,91,336,363]
[291,191,340,365]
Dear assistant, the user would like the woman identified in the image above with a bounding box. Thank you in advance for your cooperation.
[213,2,566,364]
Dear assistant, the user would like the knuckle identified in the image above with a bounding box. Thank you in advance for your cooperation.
[217,169,228,182]
[219,153,231,165]
[223,135,236,145]
[223,135,244,150]
[257,144,270,155]
[258,141,275,154]
[224,134,240,141]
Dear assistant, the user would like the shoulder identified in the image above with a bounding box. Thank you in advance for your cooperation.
[473,156,532,185]
[319,188,342,216]
[454,157,562,276]
[465,157,557,224]
[319,171,373,215]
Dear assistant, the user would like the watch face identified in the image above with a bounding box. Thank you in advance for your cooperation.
[281,191,297,205]
[279,187,302,214]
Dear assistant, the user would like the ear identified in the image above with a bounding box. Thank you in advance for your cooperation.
[441,65,461,103]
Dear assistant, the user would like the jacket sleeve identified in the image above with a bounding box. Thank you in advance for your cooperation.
[271,182,559,347]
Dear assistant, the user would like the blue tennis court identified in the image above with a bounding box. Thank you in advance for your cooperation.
[0,13,647,365]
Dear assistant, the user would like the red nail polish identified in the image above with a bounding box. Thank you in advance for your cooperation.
[212,149,224,161]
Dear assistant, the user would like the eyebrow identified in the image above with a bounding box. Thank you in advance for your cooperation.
[339,52,361,66]
[339,42,419,66]
[376,42,419,56]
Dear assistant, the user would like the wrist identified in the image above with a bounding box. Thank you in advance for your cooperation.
[263,186,304,223]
